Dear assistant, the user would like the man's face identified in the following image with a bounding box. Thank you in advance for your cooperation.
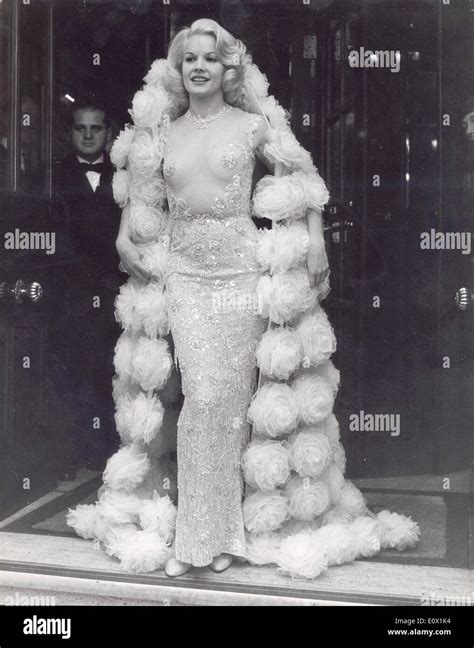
[71,108,110,160]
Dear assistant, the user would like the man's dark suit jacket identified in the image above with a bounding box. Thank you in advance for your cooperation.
[54,151,120,274]
[51,150,122,464]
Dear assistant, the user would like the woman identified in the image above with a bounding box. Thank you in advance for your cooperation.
[119,20,328,577]
[67,18,419,581]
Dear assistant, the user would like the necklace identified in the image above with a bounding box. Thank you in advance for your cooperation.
[185,104,232,129]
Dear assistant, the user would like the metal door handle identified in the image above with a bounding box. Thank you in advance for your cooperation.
[324,220,354,233]
[0,280,43,303]
[455,287,473,311]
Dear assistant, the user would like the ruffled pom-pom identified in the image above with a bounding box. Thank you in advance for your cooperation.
[258,268,316,325]
[112,169,130,208]
[241,438,291,491]
[349,516,382,558]
[256,220,310,275]
[103,445,151,493]
[253,172,329,221]
[113,331,136,382]
[96,489,142,526]
[296,306,336,368]
[319,463,345,504]
[115,280,168,337]
[131,337,173,391]
[276,531,328,579]
[302,170,330,212]
[337,481,368,518]
[114,278,142,331]
[292,373,335,425]
[288,429,332,478]
[260,95,289,131]
[247,383,299,438]
[129,86,169,129]
[143,58,168,87]
[264,128,315,174]
[313,360,340,395]
[129,204,166,244]
[128,129,163,178]
[253,175,307,222]
[318,413,340,450]
[376,510,420,551]
[256,326,303,380]
[115,392,164,445]
[243,62,269,98]
[243,491,291,534]
[245,531,281,566]
[332,441,347,473]
[138,238,169,283]
[280,517,322,537]
[112,375,140,404]
[112,529,171,573]
[110,124,135,169]
[313,523,358,566]
[283,475,330,521]
[138,493,176,544]
[66,504,105,541]
[134,282,169,338]
[102,525,138,557]
[130,175,166,208]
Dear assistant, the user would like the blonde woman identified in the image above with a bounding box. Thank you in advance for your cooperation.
[68,18,419,581]
[117,19,328,577]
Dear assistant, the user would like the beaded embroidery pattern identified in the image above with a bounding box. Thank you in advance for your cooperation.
[163,112,268,565]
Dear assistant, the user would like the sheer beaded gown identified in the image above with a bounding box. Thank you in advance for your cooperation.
[162,107,268,566]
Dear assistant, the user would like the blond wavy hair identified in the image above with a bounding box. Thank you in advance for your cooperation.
[163,18,249,119]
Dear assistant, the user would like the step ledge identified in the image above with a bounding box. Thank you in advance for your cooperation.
[0,570,369,606]
[0,532,471,606]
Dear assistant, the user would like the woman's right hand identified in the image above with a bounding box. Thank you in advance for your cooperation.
[116,236,152,282]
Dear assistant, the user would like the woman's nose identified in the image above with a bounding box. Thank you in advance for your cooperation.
[194,58,206,70]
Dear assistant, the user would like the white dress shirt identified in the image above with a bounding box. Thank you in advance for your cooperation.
[76,153,104,192]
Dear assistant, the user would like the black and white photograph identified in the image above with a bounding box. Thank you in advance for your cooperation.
[0,0,472,635]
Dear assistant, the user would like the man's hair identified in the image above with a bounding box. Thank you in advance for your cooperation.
[69,98,112,129]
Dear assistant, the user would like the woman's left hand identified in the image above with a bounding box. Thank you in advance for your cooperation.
[306,240,330,288]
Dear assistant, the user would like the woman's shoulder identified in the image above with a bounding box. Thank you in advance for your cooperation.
[231,106,265,126]
[243,111,269,149]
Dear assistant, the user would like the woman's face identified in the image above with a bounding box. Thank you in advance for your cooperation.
[182,34,225,100]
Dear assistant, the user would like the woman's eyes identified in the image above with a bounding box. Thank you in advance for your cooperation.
[185,56,217,63]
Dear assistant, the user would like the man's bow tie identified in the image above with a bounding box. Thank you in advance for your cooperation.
[79,162,105,173]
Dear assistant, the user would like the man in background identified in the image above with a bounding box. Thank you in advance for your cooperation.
[53,99,121,479]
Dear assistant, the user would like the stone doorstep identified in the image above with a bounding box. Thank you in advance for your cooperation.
[0,533,471,606]
[0,572,366,607]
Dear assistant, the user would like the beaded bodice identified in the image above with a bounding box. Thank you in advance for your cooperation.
[162,111,265,278]
[162,111,264,222]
